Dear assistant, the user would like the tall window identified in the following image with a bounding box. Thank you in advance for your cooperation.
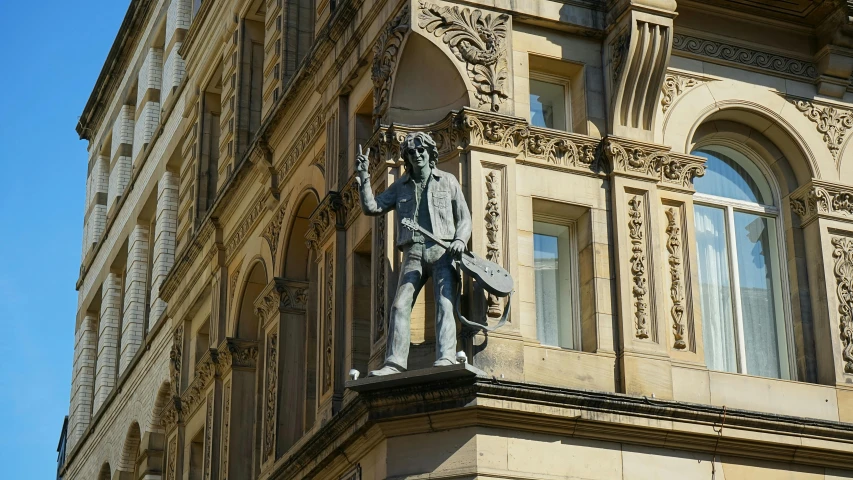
[529,74,570,131]
[534,220,580,349]
[692,145,790,379]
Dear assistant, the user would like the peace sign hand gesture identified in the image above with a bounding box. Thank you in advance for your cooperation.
[355,144,370,186]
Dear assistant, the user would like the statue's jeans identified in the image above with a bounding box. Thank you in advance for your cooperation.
[384,241,458,370]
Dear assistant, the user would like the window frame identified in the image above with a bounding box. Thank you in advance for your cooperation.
[532,213,582,351]
[529,72,572,132]
[692,142,797,380]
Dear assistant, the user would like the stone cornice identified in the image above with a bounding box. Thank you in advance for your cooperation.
[76,0,155,140]
[265,376,853,480]
[603,136,706,190]
[790,180,853,226]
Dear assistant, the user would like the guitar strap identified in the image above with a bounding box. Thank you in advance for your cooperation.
[454,265,512,334]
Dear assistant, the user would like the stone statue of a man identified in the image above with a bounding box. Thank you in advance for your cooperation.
[356,132,472,376]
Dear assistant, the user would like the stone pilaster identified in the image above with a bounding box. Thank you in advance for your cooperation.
[150,171,178,324]
[162,0,190,106]
[108,105,134,213]
[84,155,109,258]
[94,272,122,413]
[68,314,97,450]
[133,47,163,164]
[121,224,150,373]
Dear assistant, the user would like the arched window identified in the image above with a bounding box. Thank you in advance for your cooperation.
[692,145,792,379]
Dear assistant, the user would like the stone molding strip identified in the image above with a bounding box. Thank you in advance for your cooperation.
[672,32,817,81]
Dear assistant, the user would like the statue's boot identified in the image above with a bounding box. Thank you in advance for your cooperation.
[433,357,455,367]
[368,364,405,376]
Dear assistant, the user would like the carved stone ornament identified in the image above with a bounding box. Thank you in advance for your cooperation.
[661,73,709,113]
[832,236,853,374]
[277,278,309,313]
[169,324,183,396]
[254,280,282,326]
[484,170,502,317]
[225,195,266,261]
[604,138,706,189]
[228,265,241,310]
[203,391,214,480]
[789,181,853,224]
[181,350,218,416]
[665,208,687,350]
[372,4,410,123]
[322,252,334,394]
[374,213,387,343]
[218,338,259,369]
[263,333,278,462]
[628,195,649,339]
[221,381,232,475]
[261,197,291,267]
[672,34,817,81]
[610,31,629,90]
[165,435,177,480]
[275,109,326,184]
[790,99,853,161]
[305,196,335,253]
[419,2,510,112]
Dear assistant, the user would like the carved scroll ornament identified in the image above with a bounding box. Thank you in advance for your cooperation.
[661,73,709,113]
[484,170,502,317]
[628,196,649,339]
[665,208,686,349]
[419,2,510,112]
[372,4,410,123]
[790,181,853,224]
[790,99,853,161]
[604,138,706,189]
[832,236,853,374]
[263,333,278,461]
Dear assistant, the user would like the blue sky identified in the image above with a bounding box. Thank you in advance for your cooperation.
[0,1,129,477]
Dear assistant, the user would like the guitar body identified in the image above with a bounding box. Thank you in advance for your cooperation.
[459,253,513,296]
[400,218,514,296]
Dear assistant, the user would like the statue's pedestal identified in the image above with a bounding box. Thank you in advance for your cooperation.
[345,363,485,393]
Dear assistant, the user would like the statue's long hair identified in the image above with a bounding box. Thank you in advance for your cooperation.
[401,132,438,173]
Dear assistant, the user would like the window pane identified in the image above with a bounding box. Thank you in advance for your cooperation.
[693,148,770,205]
[695,205,739,373]
[534,222,575,348]
[732,212,789,379]
[530,79,567,130]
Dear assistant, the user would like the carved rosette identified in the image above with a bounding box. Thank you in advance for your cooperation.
[165,435,177,480]
[372,4,410,123]
[832,236,853,374]
[791,99,853,161]
[203,391,214,480]
[263,333,278,462]
[665,208,687,350]
[604,138,706,189]
[374,214,387,342]
[322,252,334,394]
[790,181,853,224]
[661,73,708,113]
[628,196,649,339]
[484,170,502,316]
[418,2,510,112]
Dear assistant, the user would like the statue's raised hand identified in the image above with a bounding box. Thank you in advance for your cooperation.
[355,144,370,186]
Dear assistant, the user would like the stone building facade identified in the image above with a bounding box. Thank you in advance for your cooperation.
[61,0,853,479]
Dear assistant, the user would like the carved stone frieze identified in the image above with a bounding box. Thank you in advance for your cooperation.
[224,195,266,261]
[337,179,362,228]
[665,208,686,350]
[305,196,336,253]
[831,236,853,374]
[263,333,278,462]
[604,138,706,189]
[218,338,259,370]
[790,99,853,161]
[275,109,326,184]
[228,265,241,310]
[418,2,510,112]
[661,73,711,113]
[372,4,410,123]
[672,33,817,80]
[221,381,231,475]
[322,252,334,394]
[790,180,853,224]
[169,324,183,397]
[181,349,218,416]
[628,195,649,339]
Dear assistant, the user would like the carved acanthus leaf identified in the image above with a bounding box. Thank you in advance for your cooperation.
[665,208,686,350]
[604,138,706,188]
[661,73,706,113]
[418,2,510,112]
[628,195,649,339]
[790,181,853,224]
[791,99,853,160]
[263,333,278,461]
[372,4,410,123]
[261,197,291,267]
